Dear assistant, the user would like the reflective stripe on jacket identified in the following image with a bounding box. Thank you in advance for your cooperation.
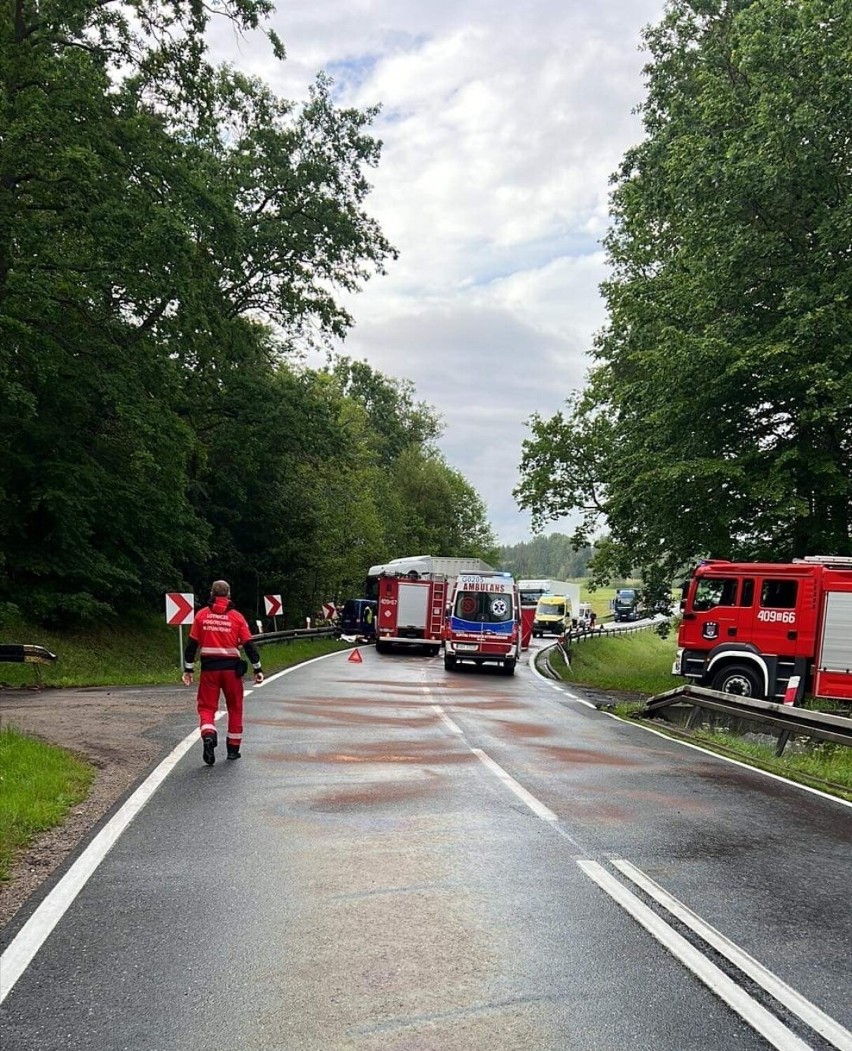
[184,597,261,672]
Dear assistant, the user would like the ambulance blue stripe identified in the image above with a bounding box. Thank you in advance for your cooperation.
[449,617,513,634]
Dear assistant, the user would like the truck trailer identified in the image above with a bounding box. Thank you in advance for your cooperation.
[517,579,581,638]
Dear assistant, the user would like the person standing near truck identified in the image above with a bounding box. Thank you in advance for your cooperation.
[181,580,263,765]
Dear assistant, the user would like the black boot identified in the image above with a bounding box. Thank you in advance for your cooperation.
[226,743,241,761]
[202,732,217,766]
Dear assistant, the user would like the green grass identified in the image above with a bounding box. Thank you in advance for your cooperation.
[607,711,852,801]
[0,612,352,688]
[690,731,852,797]
[0,726,95,880]
[548,629,676,695]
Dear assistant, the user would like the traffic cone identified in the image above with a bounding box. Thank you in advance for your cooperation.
[348,649,363,664]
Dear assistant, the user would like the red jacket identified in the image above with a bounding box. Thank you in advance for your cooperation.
[184,597,261,672]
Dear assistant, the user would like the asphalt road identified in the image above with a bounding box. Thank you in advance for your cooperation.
[1,644,850,1051]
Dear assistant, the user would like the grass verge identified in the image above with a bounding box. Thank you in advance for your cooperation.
[0,727,95,881]
[0,631,355,879]
[547,629,675,695]
[0,612,352,688]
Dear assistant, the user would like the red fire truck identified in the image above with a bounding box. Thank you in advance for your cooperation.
[673,555,852,702]
[368,556,495,655]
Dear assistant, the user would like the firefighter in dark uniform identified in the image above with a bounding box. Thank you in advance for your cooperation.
[181,580,263,765]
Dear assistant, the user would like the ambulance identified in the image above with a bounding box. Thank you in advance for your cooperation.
[444,572,521,675]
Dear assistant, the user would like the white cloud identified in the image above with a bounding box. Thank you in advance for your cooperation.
[209,0,665,543]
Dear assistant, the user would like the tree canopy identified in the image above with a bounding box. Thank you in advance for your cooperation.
[516,0,852,592]
[0,0,497,624]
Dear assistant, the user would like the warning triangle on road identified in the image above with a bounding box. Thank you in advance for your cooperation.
[347,648,363,664]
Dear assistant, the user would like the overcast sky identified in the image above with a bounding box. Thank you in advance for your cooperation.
[213,0,664,545]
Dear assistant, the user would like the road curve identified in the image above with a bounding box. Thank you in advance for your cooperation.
[1,644,850,1051]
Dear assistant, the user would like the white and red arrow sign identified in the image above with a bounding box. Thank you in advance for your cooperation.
[264,594,283,617]
[322,602,336,619]
[165,593,194,626]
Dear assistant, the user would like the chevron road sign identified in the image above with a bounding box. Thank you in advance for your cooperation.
[165,593,195,626]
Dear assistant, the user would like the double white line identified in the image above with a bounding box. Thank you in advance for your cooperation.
[580,859,852,1051]
[428,696,852,1051]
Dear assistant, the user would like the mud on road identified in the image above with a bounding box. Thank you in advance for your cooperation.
[0,684,196,932]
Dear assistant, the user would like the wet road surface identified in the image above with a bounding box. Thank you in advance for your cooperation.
[1,644,850,1050]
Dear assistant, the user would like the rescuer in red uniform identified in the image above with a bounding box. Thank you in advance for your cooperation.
[181,580,263,765]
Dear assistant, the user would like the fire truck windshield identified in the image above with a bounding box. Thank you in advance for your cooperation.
[692,577,738,611]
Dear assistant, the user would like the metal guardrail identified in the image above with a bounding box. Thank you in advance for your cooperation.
[249,626,338,646]
[0,644,58,665]
[554,619,655,656]
[640,684,852,756]
[0,643,58,686]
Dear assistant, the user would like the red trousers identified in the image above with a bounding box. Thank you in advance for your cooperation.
[196,669,243,747]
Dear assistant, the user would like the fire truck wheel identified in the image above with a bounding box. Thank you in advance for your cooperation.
[444,655,457,671]
[711,663,761,698]
[502,660,516,676]
[427,645,440,657]
[375,640,389,655]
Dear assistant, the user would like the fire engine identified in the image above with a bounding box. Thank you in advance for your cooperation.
[673,555,852,702]
[444,572,521,675]
[368,555,494,655]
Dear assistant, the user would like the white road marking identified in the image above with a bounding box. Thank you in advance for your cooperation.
[577,860,816,1051]
[0,647,350,1004]
[253,646,347,688]
[614,717,852,811]
[0,730,196,1004]
[425,686,558,823]
[431,704,464,735]
[613,860,852,1051]
[471,748,558,822]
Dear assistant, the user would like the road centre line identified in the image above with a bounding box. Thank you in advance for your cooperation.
[431,704,464,735]
[423,687,559,822]
[577,860,816,1051]
[0,647,349,1005]
[612,860,852,1051]
[427,674,846,1044]
[471,749,559,822]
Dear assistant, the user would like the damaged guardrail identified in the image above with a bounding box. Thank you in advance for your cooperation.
[0,644,58,664]
[639,684,852,757]
[0,643,58,686]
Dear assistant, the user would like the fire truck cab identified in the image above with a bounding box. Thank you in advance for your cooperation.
[444,572,521,676]
[674,555,852,702]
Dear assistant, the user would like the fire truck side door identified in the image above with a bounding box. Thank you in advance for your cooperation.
[683,575,742,646]
[749,573,813,659]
